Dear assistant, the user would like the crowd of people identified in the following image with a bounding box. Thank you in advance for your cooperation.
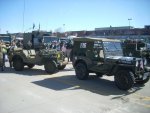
[45,39,73,61]
[0,39,20,71]
[60,40,73,62]
[0,40,7,71]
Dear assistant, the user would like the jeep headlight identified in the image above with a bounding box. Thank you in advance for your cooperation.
[57,53,60,58]
[136,60,139,67]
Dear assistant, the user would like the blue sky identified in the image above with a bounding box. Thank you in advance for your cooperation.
[0,0,150,33]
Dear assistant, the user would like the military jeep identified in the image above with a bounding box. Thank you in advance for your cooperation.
[11,31,67,74]
[71,37,150,90]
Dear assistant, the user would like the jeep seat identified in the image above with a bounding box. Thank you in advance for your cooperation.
[99,50,104,58]
[86,50,95,59]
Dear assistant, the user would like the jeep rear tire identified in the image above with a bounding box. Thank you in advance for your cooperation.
[114,70,135,90]
[44,60,57,74]
[58,65,66,70]
[13,58,24,71]
[75,63,89,80]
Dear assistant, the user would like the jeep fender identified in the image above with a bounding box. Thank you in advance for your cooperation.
[42,57,57,64]
[74,59,87,68]
[111,65,134,75]
[12,55,23,62]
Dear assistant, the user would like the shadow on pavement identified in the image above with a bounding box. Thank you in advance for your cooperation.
[1,66,74,76]
[32,74,143,96]
[1,66,144,96]
[0,67,47,76]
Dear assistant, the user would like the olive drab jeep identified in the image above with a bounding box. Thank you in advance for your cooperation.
[71,37,150,90]
[11,31,68,74]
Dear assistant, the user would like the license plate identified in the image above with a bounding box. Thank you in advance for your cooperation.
[143,72,149,80]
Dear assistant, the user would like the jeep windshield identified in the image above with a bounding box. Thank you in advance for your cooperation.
[103,41,123,57]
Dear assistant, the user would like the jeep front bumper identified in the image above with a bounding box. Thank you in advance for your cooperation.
[143,72,150,80]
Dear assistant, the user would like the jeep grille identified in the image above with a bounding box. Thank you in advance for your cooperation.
[136,59,144,72]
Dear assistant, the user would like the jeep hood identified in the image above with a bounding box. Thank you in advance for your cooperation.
[106,56,137,64]
[106,56,135,60]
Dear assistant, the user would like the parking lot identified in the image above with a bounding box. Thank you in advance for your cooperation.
[0,62,150,113]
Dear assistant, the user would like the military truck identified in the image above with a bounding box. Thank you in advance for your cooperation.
[71,37,150,90]
[0,35,11,47]
[11,31,67,74]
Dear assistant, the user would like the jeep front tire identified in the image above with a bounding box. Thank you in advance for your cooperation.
[75,63,89,80]
[13,58,24,71]
[114,70,135,90]
[44,60,57,74]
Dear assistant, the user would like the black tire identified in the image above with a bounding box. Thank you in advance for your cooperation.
[27,64,35,69]
[58,65,66,70]
[75,63,89,80]
[44,60,58,74]
[96,73,103,77]
[136,75,150,85]
[114,70,135,90]
[13,58,24,71]
[1,66,4,71]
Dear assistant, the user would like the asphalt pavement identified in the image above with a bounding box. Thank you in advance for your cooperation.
[0,62,150,113]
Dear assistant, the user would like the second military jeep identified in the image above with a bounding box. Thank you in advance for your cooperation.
[122,39,150,65]
[71,37,150,90]
[11,31,67,74]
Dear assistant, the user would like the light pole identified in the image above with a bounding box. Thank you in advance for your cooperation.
[128,18,132,29]
[128,18,132,38]
[63,24,65,33]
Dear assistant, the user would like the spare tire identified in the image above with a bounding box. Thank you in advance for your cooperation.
[13,58,24,71]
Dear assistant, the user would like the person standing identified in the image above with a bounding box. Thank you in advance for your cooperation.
[61,43,67,56]
[66,40,73,62]
[8,41,17,67]
[0,40,7,71]
[0,40,3,71]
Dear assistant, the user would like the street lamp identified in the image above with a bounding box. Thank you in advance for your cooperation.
[128,18,132,29]
[63,24,65,33]
[128,18,132,38]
